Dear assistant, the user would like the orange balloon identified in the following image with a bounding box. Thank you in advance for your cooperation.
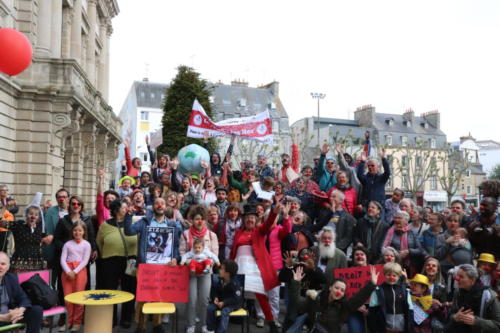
[0,28,33,76]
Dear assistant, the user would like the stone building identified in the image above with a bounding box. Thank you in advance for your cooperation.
[0,0,122,212]
[291,105,450,210]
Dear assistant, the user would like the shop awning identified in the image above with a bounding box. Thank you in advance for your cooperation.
[424,191,448,202]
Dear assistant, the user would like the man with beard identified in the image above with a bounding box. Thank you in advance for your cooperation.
[467,197,500,258]
[314,190,356,254]
[256,154,275,180]
[124,197,183,333]
[316,226,347,284]
[276,143,300,184]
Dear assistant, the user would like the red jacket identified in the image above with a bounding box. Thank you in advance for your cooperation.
[124,146,140,177]
[230,211,280,292]
[328,186,358,216]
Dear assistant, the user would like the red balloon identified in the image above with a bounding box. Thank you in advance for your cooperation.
[0,28,33,76]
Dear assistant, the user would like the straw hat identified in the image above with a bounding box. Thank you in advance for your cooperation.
[478,253,496,264]
[119,176,136,186]
[410,274,430,287]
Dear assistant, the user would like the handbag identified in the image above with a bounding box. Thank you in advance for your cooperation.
[117,225,137,277]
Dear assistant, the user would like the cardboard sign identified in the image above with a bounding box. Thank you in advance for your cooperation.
[333,265,384,298]
[136,264,189,303]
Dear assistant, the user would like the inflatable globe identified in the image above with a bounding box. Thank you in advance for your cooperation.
[177,144,210,175]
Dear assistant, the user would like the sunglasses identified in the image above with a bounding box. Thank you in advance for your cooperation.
[71,202,81,207]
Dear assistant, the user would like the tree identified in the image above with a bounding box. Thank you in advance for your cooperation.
[232,138,280,168]
[391,140,442,200]
[159,65,216,157]
[437,146,471,205]
[489,164,500,180]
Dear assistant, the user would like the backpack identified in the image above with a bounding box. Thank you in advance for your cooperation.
[20,273,58,309]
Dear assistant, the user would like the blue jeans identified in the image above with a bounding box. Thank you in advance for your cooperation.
[206,303,238,333]
[347,312,366,333]
[285,313,308,333]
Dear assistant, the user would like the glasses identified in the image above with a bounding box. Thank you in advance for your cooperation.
[71,202,81,207]
[56,196,68,199]
[367,164,376,167]
[326,162,334,165]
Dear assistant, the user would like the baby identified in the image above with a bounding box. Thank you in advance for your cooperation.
[447,227,471,248]
[181,238,220,274]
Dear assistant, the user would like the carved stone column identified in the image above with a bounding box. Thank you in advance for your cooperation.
[86,0,97,84]
[50,0,63,57]
[61,6,73,58]
[70,0,82,63]
[98,21,108,99]
[35,0,52,56]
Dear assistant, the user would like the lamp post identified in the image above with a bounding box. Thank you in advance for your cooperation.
[310,92,326,147]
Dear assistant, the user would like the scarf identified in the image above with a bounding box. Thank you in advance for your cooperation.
[188,224,208,249]
[411,295,433,311]
[364,215,379,249]
[383,226,409,251]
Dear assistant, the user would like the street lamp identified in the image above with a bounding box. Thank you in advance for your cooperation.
[310,92,326,147]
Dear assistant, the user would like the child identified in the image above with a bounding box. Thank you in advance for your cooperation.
[60,221,91,332]
[206,260,244,333]
[477,253,496,287]
[448,227,470,248]
[181,238,220,274]
[117,176,134,198]
[368,262,414,333]
[409,274,446,333]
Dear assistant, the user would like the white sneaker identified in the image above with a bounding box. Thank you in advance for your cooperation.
[256,318,265,328]
[201,326,213,333]
[186,326,196,333]
[275,320,282,328]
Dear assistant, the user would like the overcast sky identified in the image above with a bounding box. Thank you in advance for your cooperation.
[109,0,500,143]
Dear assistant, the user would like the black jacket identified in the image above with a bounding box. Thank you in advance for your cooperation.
[210,275,244,309]
[54,214,97,254]
[313,208,356,253]
[353,215,390,262]
[368,282,414,333]
[357,158,391,207]
[1,272,32,309]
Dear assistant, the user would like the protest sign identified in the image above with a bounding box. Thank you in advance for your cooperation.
[149,128,163,149]
[187,99,273,143]
[136,264,189,302]
[333,265,384,298]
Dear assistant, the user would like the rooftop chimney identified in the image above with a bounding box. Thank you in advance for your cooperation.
[421,110,440,129]
[354,104,375,127]
[230,79,248,87]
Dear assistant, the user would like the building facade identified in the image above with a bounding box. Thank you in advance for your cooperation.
[117,79,292,170]
[0,0,122,211]
[291,105,449,209]
[117,80,166,172]
[476,140,500,176]
[450,135,487,207]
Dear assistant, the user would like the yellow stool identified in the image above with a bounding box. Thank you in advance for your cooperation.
[216,308,249,333]
[142,302,177,333]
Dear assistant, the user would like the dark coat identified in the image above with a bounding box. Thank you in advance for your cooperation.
[313,208,356,253]
[357,158,390,207]
[2,272,32,309]
[368,282,414,333]
[54,214,97,253]
[354,215,390,262]
[209,275,244,309]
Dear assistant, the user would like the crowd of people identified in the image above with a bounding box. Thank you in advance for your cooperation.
[0,135,500,333]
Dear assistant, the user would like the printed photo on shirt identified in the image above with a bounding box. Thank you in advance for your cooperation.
[146,226,174,264]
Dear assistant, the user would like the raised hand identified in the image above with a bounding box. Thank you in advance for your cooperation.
[293,265,304,281]
[169,158,179,170]
[283,202,292,217]
[321,143,330,155]
[335,143,344,154]
[370,265,380,285]
[378,148,386,159]
[360,151,367,162]
[200,158,209,169]
[283,251,294,268]
[273,201,283,214]
[203,131,209,142]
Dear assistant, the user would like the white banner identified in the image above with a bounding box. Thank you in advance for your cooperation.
[186,99,273,144]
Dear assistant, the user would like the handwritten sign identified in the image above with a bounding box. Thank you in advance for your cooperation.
[333,265,384,298]
[136,264,189,303]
